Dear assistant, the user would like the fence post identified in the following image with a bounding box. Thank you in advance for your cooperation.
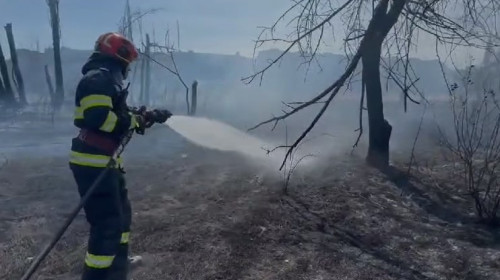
[5,23,27,105]
[190,80,198,115]
[47,0,64,109]
[0,42,14,105]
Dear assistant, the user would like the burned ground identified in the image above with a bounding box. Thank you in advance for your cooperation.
[0,114,499,280]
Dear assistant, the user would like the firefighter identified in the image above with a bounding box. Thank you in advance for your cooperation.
[69,32,171,280]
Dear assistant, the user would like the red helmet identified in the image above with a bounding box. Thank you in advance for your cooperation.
[94,32,138,64]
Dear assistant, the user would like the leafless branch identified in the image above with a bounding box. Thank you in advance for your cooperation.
[353,75,365,150]
[118,8,162,37]
[244,0,500,170]
[242,0,357,85]
[440,64,500,224]
[248,50,361,133]
[140,28,191,113]
[407,104,427,175]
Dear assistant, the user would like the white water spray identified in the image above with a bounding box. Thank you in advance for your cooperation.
[164,116,294,167]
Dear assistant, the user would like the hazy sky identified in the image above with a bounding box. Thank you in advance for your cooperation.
[0,0,292,56]
[0,0,485,63]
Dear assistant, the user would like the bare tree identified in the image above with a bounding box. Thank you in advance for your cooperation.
[118,6,162,41]
[139,50,146,104]
[244,0,499,170]
[44,65,55,105]
[47,0,64,110]
[124,0,133,41]
[190,80,198,115]
[5,23,27,106]
[144,34,151,106]
[44,65,56,124]
[117,4,161,106]
[147,45,190,113]
[0,42,15,106]
[144,28,191,114]
[441,65,500,225]
[0,76,5,104]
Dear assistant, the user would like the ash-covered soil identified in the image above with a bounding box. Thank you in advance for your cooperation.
[1,111,499,280]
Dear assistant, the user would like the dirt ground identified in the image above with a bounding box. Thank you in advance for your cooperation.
[1,114,500,280]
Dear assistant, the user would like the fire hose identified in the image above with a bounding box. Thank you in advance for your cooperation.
[19,128,135,280]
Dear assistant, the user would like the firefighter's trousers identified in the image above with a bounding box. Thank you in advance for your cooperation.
[70,164,132,280]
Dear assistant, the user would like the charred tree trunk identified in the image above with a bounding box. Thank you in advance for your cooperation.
[145,34,151,106]
[125,0,133,41]
[44,65,56,123]
[360,0,405,167]
[185,87,190,114]
[363,43,392,167]
[139,55,145,104]
[44,65,55,105]
[0,77,5,104]
[5,23,27,105]
[0,42,14,105]
[190,80,198,115]
[47,0,64,110]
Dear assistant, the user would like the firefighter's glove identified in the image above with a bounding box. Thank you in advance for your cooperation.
[145,109,172,125]
[128,105,147,115]
[154,109,173,123]
[133,114,147,135]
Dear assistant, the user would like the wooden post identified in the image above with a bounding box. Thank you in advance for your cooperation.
[125,0,133,41]
[47,0,64,109]
[145,34,151,106]
[139,55,145,104]
[44,65,55,104]
[0,77,5,104]
[0,42,14,104]
[44,65,56,124]
[190,80,198,115]
[5,23,27,105]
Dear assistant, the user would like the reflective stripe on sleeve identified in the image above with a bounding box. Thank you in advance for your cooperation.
[99,111,118,132]
[120,232,130,244]
[85,252,115,269]
[129,113,138,129]
[80,94,113,111]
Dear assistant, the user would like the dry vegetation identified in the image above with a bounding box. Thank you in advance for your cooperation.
[2,1,500,279]
[1,135,499,279]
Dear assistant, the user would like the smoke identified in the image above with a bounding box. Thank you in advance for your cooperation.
[165,115,317,170]
[166,116,283,165]
[0,47,458,168]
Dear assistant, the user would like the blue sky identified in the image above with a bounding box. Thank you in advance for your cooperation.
[0,0,484,63]
[0,0,291,56]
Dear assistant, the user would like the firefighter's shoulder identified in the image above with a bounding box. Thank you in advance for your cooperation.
[79,68,117,95]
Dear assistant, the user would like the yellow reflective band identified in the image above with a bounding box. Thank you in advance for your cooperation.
[85,252,115,269]
[80,94,113,111]
[120,232,130,244]
[129,113,138,129]
[74,107,84,120]
[69,151,123,168]
[69,151,110,168]
[100,111,118,132]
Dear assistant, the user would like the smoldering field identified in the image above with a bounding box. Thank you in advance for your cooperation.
[2,84,499,280]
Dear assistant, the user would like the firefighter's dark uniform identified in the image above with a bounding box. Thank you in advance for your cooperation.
[69,53,137,280]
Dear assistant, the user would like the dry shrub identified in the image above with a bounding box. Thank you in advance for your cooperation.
[441,65,500,225]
